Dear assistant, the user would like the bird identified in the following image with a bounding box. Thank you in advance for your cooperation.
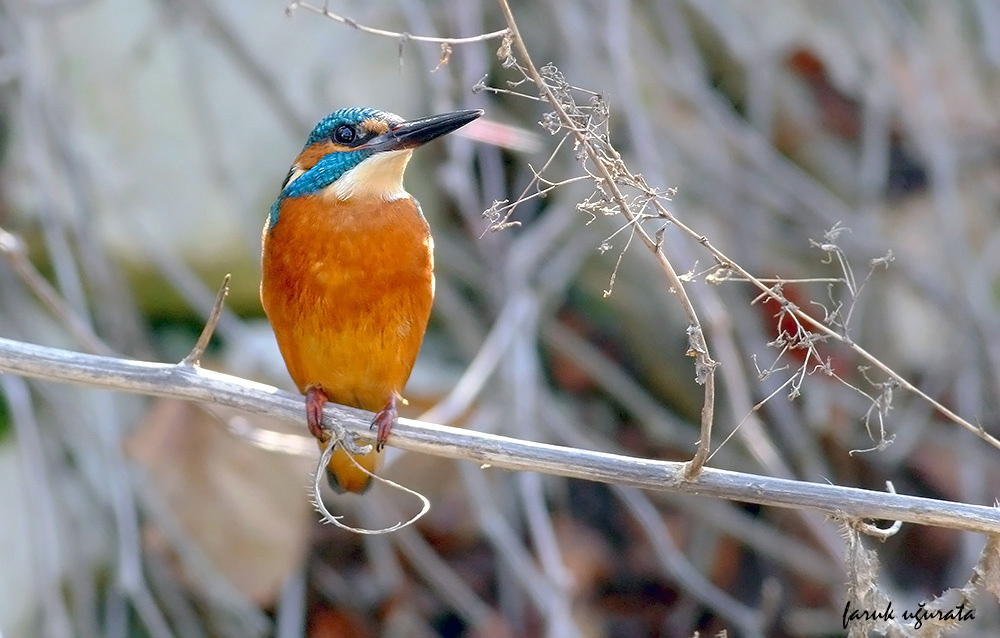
[261,106,482,493]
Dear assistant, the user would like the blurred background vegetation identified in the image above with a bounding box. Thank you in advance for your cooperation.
[1,0,999,636]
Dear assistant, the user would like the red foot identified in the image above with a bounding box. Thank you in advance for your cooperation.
[371,395,397,452]
[305,386,329,441]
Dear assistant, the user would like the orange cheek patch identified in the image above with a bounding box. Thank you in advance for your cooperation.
[360,118,390,136]
[295,141,351,170]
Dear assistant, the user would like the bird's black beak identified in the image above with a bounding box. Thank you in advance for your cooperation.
[365,109,483,153]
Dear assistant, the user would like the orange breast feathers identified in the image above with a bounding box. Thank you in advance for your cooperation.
[260,195,434,491]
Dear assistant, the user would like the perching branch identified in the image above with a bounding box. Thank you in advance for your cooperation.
[1,335,999,536]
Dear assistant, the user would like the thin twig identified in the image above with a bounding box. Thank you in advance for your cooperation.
[0,226,114,356]
[311,441,430,534]
[648,196,1000,452]
[286,1,509,45]
[855,482,904,541]
[181,274,230,367]
[1,336,999,535]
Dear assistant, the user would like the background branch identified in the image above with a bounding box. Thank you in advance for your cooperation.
[287,1,509,44]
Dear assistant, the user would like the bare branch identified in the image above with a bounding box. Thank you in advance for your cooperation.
[286,1,509,45]
[1,336,999,535]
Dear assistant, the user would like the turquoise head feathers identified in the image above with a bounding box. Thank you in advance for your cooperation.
[268,107,483,228]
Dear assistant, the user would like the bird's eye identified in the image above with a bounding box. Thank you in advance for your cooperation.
[332,124,356,145]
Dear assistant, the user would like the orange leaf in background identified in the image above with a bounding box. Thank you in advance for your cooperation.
[126,399,313,606]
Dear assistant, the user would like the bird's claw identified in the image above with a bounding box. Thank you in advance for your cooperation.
[371,396,398,452]
[305,386,329,441]
[306,386,372,455]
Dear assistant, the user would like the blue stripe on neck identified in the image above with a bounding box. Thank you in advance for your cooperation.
[267,147,375,229]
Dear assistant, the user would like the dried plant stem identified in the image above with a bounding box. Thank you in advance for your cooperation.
[1,336,999,535]
[652,199,1000,452]
[495,0,716,478]
[494,0,993,456]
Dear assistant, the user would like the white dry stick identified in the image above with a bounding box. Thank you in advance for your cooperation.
[1,336,1000,536]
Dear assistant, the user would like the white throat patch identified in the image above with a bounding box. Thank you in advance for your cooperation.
[323,149,414,202]
[283,167,305,189]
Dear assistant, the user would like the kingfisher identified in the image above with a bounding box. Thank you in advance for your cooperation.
[261,106,482,493]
